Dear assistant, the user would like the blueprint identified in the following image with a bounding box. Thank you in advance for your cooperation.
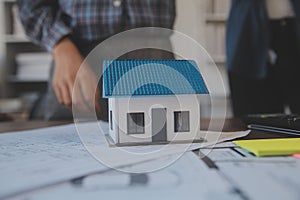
[218,162,300,200]
[0,124,107,199]
[7,152,242,200]
[199,146,300,200]
[0,122,249,199]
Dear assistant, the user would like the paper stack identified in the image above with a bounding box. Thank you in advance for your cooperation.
[15,52,52,81]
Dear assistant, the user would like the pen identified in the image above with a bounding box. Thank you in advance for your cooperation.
[248,124,300,137]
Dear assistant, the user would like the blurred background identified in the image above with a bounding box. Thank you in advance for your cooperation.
[0,0,231,121]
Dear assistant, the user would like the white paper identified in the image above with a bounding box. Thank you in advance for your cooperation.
[200,148,244,161]
[204,141,237,149]
[0,122,249,199]
[218,159,300,200]
[9,152,242,200]
[75,121,250,173]
[0,124,107,199]
[197,147,300,200]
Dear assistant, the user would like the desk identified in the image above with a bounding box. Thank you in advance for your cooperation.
[0,118,296,139]
[0,120,71,133]
[0,119,299,199]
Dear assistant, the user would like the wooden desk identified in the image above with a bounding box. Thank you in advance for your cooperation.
[0,121,71,133]
[0,119,296,139]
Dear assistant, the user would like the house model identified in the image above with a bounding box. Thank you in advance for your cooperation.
[103,60,209,146]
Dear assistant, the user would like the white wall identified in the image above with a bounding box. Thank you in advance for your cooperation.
[0,1,5,97]
[173,0,207,46]
[173,0,232,118]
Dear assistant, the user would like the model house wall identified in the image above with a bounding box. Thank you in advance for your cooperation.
[109,95,201,144]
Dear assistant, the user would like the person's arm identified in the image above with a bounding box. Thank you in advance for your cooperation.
[52,37,83,108]
[17,0,71,52]
[52,37,100,113]
[18,0,100,113]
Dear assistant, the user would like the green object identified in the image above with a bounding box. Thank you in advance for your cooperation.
[234,138,300,157]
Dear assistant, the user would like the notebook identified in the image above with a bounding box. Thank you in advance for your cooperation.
[234,138,300,157]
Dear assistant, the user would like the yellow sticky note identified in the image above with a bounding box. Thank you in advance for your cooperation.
[234,138,300,157]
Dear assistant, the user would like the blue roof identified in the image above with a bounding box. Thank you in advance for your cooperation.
[102,60,209,98]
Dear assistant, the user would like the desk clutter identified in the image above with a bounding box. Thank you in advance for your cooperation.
[0,122,249,200]
[1,121,300,199]
[243,113,300,136]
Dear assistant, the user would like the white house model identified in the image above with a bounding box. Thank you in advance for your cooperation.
[103,60,209,146]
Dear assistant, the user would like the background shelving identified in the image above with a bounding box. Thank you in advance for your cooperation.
[0,0,51,120]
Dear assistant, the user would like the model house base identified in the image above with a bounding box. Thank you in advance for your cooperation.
[105,134,206,147]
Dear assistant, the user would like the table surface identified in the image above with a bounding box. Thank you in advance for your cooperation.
[0,118,298,200]
[0,119,296,140]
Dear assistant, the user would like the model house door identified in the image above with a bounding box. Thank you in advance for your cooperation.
[151,108,167,142]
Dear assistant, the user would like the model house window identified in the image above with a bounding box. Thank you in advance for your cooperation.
[127,113,145,134]
[110,110,113,130]
[174,111,190,132]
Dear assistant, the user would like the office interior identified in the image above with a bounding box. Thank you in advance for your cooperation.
[0,0,231,121]
[1,1,300,200]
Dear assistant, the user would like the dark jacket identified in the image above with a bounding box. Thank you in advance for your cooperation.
[226,0,300,79]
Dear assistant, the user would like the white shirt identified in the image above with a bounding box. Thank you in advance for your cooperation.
[265,0,295,19]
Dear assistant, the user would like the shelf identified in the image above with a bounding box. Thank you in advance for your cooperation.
[2,0,16,3]
[8,75,48,83]
[205,14,227,23]
[206,55,226,65]
[0,98,24,113]
[212,55,226,64]
[0,0,49,98]
[2,34,30,43]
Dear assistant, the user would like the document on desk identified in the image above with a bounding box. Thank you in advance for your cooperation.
[10,152,243,200]
[200,147,300,200]
[0,122,249,199]
[76,121,250,170]
[218,160,300,200]
[0,123,109,199]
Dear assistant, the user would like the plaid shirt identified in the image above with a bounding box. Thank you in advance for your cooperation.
[17,0,176,52]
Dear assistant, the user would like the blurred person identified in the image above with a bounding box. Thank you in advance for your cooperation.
[226,0,300,117]
[17,0,176,121]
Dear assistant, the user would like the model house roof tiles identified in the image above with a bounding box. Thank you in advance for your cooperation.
[103,60,209,98]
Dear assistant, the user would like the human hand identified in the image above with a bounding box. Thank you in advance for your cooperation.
[52,37,101,114]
